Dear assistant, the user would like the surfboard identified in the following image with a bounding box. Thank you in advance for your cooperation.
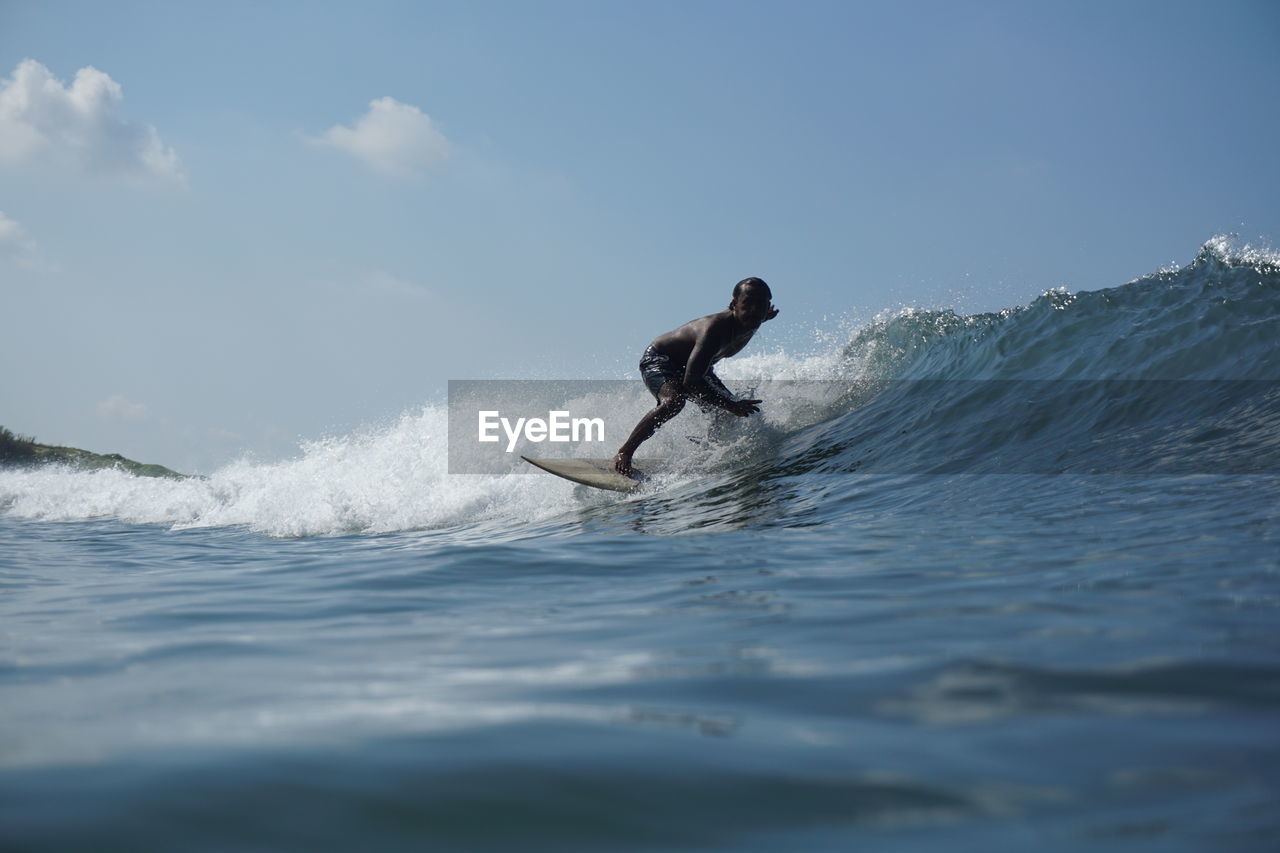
[520,456,662,493]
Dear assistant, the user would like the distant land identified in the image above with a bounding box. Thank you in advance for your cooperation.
[0,426,185,479]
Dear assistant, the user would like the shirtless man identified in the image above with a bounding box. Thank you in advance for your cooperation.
[613,277,779,477]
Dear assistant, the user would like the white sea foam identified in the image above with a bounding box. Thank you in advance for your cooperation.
[0,394,790,537]
[0,408,584,537]
[1,321,888,536]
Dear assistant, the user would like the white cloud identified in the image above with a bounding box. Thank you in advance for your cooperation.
[97,394,152,422]
[0,59,184,184]
[0,210,38,267]
[310,96,450,178]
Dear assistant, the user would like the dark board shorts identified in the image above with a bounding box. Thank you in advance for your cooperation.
[639,345,732,406]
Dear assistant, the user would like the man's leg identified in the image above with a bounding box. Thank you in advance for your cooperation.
[613,381,686,476]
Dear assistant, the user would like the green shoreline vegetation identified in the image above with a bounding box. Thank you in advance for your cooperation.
[0,426,186,479]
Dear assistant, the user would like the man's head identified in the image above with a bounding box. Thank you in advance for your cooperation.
[730,277,773,326]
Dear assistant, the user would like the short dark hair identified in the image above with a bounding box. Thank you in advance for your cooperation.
[732,277,771,300]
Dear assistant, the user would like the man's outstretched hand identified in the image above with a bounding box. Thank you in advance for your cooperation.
[728,398,762,417]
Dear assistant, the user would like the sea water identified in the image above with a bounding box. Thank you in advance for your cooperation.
[2,238,1278,851]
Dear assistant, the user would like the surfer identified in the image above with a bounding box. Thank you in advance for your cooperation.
[613,277,779,477]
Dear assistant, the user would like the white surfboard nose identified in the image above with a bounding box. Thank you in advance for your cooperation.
[520,456,664,492]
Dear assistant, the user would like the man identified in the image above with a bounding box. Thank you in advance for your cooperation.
[614,277,779,477]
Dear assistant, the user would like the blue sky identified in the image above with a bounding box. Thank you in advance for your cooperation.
[2,0,1277,472]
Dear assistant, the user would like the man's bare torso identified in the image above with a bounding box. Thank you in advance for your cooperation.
[650,311,757,367]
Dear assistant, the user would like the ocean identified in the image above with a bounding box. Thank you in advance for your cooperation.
[2,237,1278,851]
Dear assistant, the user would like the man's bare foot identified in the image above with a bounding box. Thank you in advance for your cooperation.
[613,452,634,478]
